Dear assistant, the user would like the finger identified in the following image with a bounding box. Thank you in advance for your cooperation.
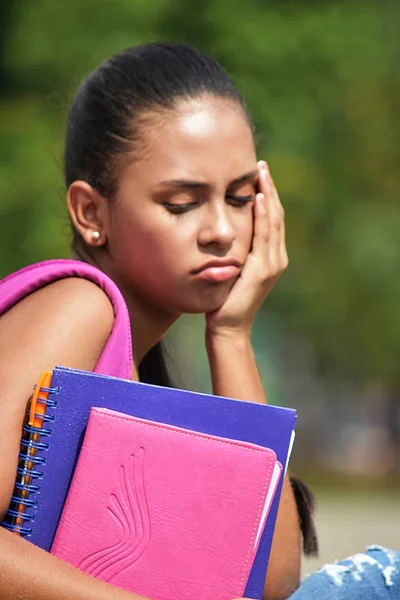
[278,216,289,269]
[252,195,279,282]
[260,168,281,242]
[260,164,287,269]
[267,176,288,268]
[252,192,269,254]
[265,173,287,266]
[272,184,285,219]
[259,170,287,273]
[271,200,287,272]
[258,163,283,228]
[257,160,269,197]
[261,161,284,217]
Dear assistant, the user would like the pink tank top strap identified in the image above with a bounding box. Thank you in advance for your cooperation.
[0,259,133,379]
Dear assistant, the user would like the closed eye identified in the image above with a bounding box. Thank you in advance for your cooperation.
[226,194,254,207]
[163,194,254,214]
[163,202,198,214]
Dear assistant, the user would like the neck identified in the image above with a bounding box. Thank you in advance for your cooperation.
[70,248,180,365]
[122,288,180,365]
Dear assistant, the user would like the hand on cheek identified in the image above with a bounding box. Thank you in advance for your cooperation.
[205,160,288,338]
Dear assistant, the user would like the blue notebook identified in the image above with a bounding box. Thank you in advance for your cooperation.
[3,366,296,598]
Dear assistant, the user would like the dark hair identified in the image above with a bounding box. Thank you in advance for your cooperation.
[137,340,172,387]
[290,475,319,557]
[65,41,252,199]
[65,42,252,388]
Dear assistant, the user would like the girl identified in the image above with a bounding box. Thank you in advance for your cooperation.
[0,42,309,600]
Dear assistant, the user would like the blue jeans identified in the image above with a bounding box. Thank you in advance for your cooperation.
[290,546,400,599]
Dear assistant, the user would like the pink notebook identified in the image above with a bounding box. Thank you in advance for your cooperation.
[51,408,282,600]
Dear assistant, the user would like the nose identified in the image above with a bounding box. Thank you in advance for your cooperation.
[198,202,236,251]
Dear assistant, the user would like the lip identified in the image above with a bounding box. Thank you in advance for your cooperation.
[192,259,242,283]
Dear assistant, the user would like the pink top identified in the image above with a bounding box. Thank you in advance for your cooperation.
[0,259,133,380]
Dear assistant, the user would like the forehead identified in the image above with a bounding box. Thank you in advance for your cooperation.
[130,97,256,182]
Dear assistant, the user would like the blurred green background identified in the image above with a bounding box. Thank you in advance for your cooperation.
[1,0,399,569]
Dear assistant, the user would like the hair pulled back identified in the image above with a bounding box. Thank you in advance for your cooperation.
[65,41,251,199]
[65,42,252,387]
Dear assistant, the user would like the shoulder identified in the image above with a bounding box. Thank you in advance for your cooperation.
[0,276,115,382]
[2,276,114,338]
[31,276,115,326]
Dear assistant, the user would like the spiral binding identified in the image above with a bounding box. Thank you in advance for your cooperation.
[2,372,59,537]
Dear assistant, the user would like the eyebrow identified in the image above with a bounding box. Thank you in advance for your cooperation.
[157,169,259,191]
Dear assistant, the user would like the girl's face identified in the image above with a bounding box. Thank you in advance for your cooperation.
[107,96,258,315]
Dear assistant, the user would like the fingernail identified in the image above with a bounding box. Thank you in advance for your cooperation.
[262,167,271,181]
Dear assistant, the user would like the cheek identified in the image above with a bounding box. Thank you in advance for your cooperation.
[113,216,191,280]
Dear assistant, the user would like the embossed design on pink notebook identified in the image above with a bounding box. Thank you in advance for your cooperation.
[78,450,151,581]
[51,408,282,600]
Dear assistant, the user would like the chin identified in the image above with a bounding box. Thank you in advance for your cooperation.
[175,286,231,315]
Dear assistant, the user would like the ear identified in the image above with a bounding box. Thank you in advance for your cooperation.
[67,181,109,247]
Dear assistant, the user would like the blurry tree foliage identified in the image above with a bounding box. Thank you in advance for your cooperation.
[0,0,399,387]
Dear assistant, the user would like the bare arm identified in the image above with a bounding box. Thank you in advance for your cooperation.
[0,278,146,600]
[0,529,147,600]
[206,334,301,600]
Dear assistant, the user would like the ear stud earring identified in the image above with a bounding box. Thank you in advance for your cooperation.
[91,231,101,243]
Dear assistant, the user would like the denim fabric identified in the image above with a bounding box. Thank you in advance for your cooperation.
[290,546,400,599]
